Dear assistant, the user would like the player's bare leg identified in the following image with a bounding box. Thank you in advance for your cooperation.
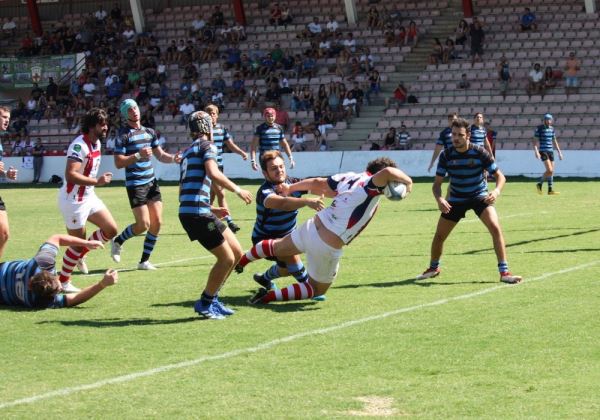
[0,210,10,259]
[212,182,240,233]
[417,217,457,280]
[137,201,162,270]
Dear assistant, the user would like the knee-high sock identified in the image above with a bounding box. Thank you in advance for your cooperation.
[238,239,275,268]
[548,176,554,189]
[59,229,109,283]
[140,232,158,263]
[262,281,314,303]
[286,261,308,283]
[263,263,282,281]
[115,224,135,246]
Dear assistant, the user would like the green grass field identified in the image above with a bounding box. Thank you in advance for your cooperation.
[0,178,599,418]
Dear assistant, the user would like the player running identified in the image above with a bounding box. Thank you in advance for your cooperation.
[57,108,118,293]
[0,233,118,309]
[205,104,248,233]
[236,157,413,305]
[111,99,182,270]
[534,113,563,195]
[250,107,294,171]
[416,118,522,284]
[0,105,18,259]
[250,150,325,296]
[178,111,253,319]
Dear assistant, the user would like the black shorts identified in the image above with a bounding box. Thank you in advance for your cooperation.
[252,235,287,267]
[540,151,554,162]
[126,179,162,208]
[0,196,5,211]
[441,197,490,223]
[471,45,483,56]
[179,213,226,250]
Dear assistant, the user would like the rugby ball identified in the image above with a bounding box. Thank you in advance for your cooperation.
[383,181,408,201]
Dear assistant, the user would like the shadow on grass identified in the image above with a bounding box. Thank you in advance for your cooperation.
[151,294,321,313]
[335,277,495,289]
[464,227,600,255]
[37,317,200,327]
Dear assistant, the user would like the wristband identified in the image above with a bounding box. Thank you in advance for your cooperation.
[233,185,241,195]
[134,152,141,161]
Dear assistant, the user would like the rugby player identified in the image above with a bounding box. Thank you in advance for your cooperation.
[0,106,18,259]
[534,113,563,195]
[427,112,458,172]
[249,107,294,171]
[470,112,493,154]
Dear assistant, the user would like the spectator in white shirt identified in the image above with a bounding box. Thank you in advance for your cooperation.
[82,81,96,97]
[190,17,206,37]
[105,130,117,154]
[343,33,356,53]
[527,62,544,96]
[326,15,339,34]
[156,129,167,149]
[122,27,136,43]
[291,126,307,151]
[301,17,322,38]
[342,91,357,120]
[318,35,331,58]
[104,72,115,90]
[94,6,107,23]
[2,18,16,39]
[179,99,195,124]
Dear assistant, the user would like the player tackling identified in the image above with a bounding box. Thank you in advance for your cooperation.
[236,157,413,304]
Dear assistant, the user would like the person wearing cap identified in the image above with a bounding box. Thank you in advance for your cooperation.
[533,114,563,195]
[179,111,253,320]
[250,108,294,171]
[111,99,182,270]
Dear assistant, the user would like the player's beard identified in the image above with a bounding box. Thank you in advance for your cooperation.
[97,128,108,142]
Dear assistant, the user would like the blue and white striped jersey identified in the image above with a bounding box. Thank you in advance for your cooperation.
[178,139,218,216]
[115,126,159,187]
[534,124,556,152]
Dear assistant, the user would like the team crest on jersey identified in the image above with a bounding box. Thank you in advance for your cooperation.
[73,144,81,152]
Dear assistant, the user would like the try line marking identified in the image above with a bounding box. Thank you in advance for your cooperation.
[1,260,598,410]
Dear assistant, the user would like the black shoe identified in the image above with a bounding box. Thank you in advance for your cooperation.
[228,222,241,233]
[536,183,543,195]
[248,288,268,304]
[253,273,274,290]
[234,264,244,274]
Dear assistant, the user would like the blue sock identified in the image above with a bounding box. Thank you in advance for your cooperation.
[115,224,135,245]
[140,232,158,263]
[548,176,554,190]
[287,261,309,283]
[224,215,232,223]
[263,264,281,281]
[498,261,509,273]
[538,176,545,184]
[430,260,440,270]
[200,291,214,306]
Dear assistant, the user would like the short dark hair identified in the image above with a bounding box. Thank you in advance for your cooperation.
[29,271,61,306]
[447,112,458,119]
[260,150,283,171]
[451,117,470,130]
[366,157,397,174]
[81,108,108,134]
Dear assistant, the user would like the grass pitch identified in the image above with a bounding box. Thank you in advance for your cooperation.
[0,178,599,418]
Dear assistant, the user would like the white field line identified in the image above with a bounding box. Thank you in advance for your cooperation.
[81,256,212,276]
[1,260,598,410]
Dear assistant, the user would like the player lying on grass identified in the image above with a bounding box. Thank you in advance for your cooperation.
[236,157,413,304]
[0,234,118,309]
[250,150,325,299]
[416,117,522,284]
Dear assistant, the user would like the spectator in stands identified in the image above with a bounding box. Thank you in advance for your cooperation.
[94,5,108,24]
[166,40,177,63]
[383,127,397,150]
[543,66,557,90]
[210,89,225,111]
[350,82,365,116]
[564,51,581,96]
[470,19,485,65]
[359,48,375,73]
[291,125,307,151]
[326,14,339,35]
[444,38,456,63]
[211,74,226,96]
[367,6,380,31]
[20,33,34,56]
[230,73,246,100]
[498,55,511,99]
[269,3,283,25]
[279,3,293,26]
[110,2,122,23]
[32,138,44,183]
[246,83,261,110]
[190,16,206,37]
[455,19,468,46]
[301,17,322,39]
[231,21,247,42]
[343,32,356,54]
[397,26,407,46]
[210,5,225,27]
[429,38,444,66]
[265,82,281,107]
[484,122,497,158]
[365,70,381,106]
[385,83,407,110]
[25,96,37,119]
[82,79,96,98]
[156,129,167,149]
[457,73,470,89]
[301,55,317,80]
[519,8,537,32]
[342,91,357,121]
[384,24,396,47]
[2,18,16,40]
[122,26,136,43]
[406,21,418,47]
[179,98,195,125]
[527,63,544,97]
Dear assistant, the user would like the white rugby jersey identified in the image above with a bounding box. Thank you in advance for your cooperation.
[59,134,102,203]
[317,171,383,245]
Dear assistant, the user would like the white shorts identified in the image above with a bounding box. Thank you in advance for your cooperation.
[58,194,107,230]
[291,218,343,284]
